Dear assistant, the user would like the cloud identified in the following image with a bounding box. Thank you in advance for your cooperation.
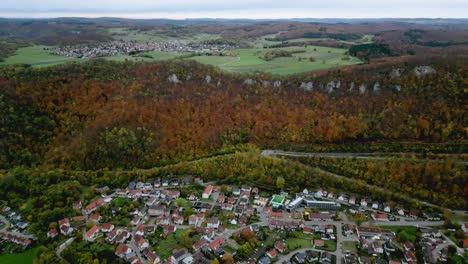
[0,0,467,18]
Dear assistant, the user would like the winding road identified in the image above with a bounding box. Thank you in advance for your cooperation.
[261,150,467,216]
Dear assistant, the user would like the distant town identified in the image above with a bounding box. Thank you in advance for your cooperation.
[49,41,238,58]
[2,175,465,264]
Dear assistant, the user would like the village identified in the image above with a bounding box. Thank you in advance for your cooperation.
[48,41,237,58]
[1,176,467,264]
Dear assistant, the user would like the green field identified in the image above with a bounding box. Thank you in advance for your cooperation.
[342,241,358,254]
[190,45,362,75]
[1,32,363,75]
[0,247,38,264]
[0,46,76,67]
[110,28,220,42]
[0,45,188,66]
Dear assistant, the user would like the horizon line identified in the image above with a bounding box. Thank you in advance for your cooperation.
[1,16,467,20]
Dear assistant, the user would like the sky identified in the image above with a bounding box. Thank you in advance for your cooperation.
[0,0,467,19]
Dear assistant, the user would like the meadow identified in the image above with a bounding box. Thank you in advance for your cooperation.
[0,247,39,264]
[1,29,363,75]
[0,46,76,67]
[190,45,362,75]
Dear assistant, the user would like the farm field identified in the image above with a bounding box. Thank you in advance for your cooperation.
[1,32,362,75]
[0,45,188,66]
[0,45,76,67]
[189,45,362,75]
[0,247,39,264]
[105,51,189,62]
[109,28,220,42]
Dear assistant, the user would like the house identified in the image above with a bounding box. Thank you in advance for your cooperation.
[217,195,225,203]
[106,229,118,244]
[462,223,468,233]
[241,185,252,192]
[404,242,415,252]
[134,235,149,251]
[372,213,389,221]
[305,250,320,262]
[258,256,271,264]
[359,256,372,264]
[59,218,74,235]
[397,208,405,216]
[208,237,225,251]
[227,197,237,204]
[360,199,368,207]
[142,248,160,263]
[115,230,130,244]
[267,249,278,259]
[148,205,166,217]
[170,249,190,263]
[89,213,102,223]
[239,198,249,205]
[314,239,325,247]
[162,225,177,235]
[73,201,82,210]
[86,225,101,242]
[72,215,85,223]
[303,226,313,234]
[85,198,105,214]
[344,254,358,264]
[162,179,169,187]
[349,197,356,205]
[294,252,306,263]
[308,212,335,221]
[115,243,132,258]
[154,179,161,188]
[222,203,234,211]
[404,251,417,262]
[135,225,145,236]
[193,238,208,251]
[424,212,441,221]
[207,217,220,229]
[47,229,58,239]
[343,224,355,236]
[189,215,199,225]
[269,212,283,218]
[275,241,287,253]
[384,205,391,213]
[372,201,379,210]
[101,223,115,233]
[173,216,184,225]
[157,216,170,225]
[202,185,213,199]
[130,216,141,226]
[232,188,241,196]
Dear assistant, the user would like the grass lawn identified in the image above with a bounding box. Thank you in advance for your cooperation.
[0,45,76,67]
[189,45,362,75]
[109,28,220,43]
[342,241,358,254]
[285,233,316,251]
[380,226,418,242]
[1,38,361,76]
[0,246,39,264]
[286,237,313,251]
[153,229,199,260]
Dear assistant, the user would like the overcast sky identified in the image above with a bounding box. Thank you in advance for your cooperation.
[0,0,467,19]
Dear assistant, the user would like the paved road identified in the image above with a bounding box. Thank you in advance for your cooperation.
[276,247,336,264]
[0,215,9,231]
[261,150,467,216]
[261,150,468,165]
[56,237,75,263]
